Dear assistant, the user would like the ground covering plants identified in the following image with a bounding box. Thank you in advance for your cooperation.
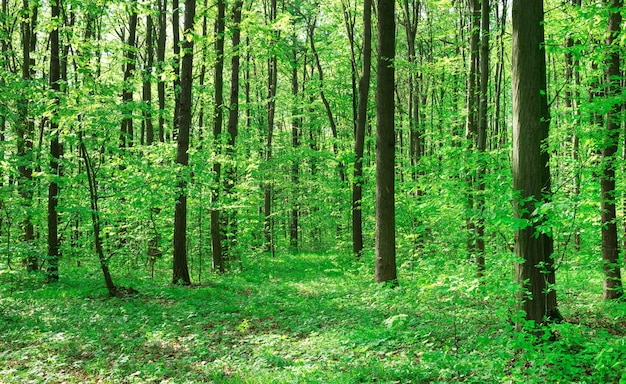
[1,251,624,383]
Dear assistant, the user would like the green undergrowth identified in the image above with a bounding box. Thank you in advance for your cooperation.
[0,252,625,383]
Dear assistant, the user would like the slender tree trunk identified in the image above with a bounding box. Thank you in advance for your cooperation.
[466,0,480,264]
[374,0,397,285]
[172,0,181,140]
[290,45,300,249]
[307,19,345,183]
[157,0,167,142]
[211,0,226,273]
[172,0,196,285]
[264,0,277,253]
[601,0,623,300]
[224,0,243,260]
[352,0,372,258]
[512,0,560,326]
[79,135,117,296]
[46,0,62,283]
[121,4,138,148]
[18,0,37,272]
[144,12,155,146]
[475,0,489,277]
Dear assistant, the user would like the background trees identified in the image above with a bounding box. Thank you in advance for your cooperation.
[0,0,622,305]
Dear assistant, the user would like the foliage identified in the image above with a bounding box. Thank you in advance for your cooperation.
[1,252,625,383]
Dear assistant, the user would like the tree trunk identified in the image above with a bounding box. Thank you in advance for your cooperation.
[46,0,62,283]
[211,0,226,273]
[263,0,277,253]
[18,0,37,272]
[512,0,560,326]
[374,0,397,285]
[157,0,167,142]
[352,0,372,258]
[172,0,196,285]
[121,4,138,148]
[601,0,623,300]
[143,12,155,146]
[475,0,489,277]
[224,0,243,260]
[172,0,181,140]
[290,45,300,249]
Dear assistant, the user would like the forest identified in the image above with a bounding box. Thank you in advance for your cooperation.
[1,0,625,382]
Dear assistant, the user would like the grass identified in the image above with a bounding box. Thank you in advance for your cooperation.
[0,251,625,383]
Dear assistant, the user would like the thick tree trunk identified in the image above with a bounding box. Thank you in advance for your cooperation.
[374,0,397,285]
[172,0,181,140]
[46,0,62,283]
[172,0,195,285]
[211,0,226,273]
[601,0,623,300]
[512,0,559,326]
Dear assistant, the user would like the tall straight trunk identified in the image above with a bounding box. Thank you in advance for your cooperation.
[601,0,623,300]
[493,0,507,148]
[157,0,167,142]
[352,0,372,258]
[465,0,480,263]
[224,0,243,259]
[512,0,560,326]
[475,0,489,277]
[172,0,181,139]
[121,5,138,148]
[46,0,62,282]
[211,0,226,273]
[172,0,196,285]
[144,13,155,145]
[264,0,277,253]
[197,0,209,144]
[18,0,37,272]
[290,45,300,249]
[374,0,397,285]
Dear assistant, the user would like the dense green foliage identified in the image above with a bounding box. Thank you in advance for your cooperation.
[0,0,625,380]
[1,253,625,383]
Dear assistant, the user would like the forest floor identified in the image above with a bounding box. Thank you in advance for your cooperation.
[0,251,625,383]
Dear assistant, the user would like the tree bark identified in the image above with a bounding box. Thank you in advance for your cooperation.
[263,0,277,253]
[157,0,167,142]
[46,0,62,283]
[18,0,37,272]
[351,0,372,258]
[512,0,560,326]
[600,0,623,300]
[211,0,226,273]
[172,0,195,285]
[121,3,138,148]
[374,0,397,285]
[143,12,155,146]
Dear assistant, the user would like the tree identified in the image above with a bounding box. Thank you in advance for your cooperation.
[172,0,196,285]
[600,0,623,300]
[511,0,560,325]
[143,9,155,145]
[17,0,38,272]
[263,0,278,253]
[120,1,138,148]
[374,0,397,285]
[211,0,226,273]
[351,0,371,258]
[156,0,167,142]
[46,0,62,282]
